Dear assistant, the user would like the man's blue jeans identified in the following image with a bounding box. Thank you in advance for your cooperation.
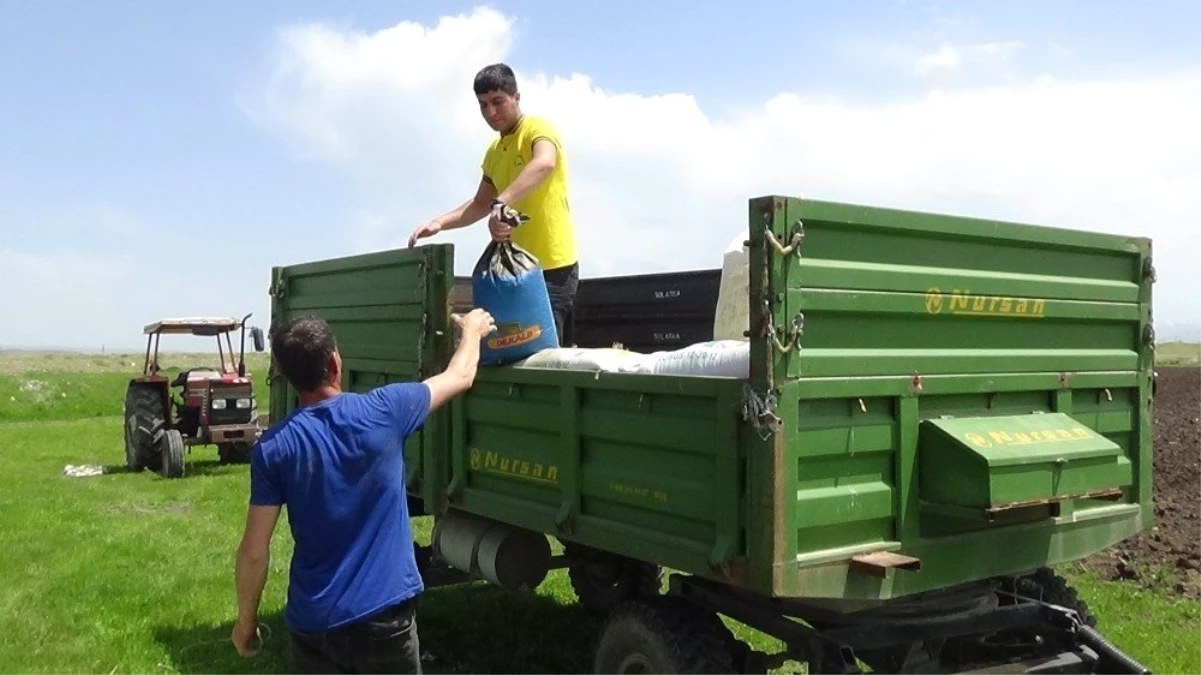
[289,597,421,674]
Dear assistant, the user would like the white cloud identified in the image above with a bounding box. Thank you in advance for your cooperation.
[245,7,1201,323]
[0,249,270,352]
[915,41,1027,89]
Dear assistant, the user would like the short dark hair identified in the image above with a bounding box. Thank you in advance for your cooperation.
[270,315,338,392]
[474,63,518,96]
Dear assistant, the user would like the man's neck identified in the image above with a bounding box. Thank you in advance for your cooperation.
[501,113,525,137]
[297,384,341,407]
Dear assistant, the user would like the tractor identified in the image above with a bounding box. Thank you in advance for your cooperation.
[123,314,266,478]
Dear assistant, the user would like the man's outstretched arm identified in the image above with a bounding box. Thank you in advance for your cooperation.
[423,309,496,412]
[495,138,556,207]
[233,503,280,657]
[409,177,497,247]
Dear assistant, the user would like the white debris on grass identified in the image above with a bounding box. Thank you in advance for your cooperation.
[63,464,106,478]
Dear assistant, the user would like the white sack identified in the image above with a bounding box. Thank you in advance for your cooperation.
[713,230,750,342]
[646,340,749,379]
[515,347,654,374]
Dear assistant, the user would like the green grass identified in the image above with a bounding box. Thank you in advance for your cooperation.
[1156,341,1201,367]
[0,353,271,424]
[0,352,1197,673]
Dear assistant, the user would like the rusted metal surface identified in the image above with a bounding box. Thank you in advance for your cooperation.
[850,551,922,578]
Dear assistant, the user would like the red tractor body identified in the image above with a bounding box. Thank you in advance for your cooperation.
[124,314,265,478]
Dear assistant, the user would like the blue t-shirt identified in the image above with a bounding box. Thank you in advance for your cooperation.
[249,382,431,633]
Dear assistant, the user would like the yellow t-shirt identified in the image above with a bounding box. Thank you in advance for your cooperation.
[481,115,578,270]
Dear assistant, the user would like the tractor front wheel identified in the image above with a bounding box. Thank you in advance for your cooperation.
[159,429,185,479]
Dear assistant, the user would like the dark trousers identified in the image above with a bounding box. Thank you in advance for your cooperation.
[543,262,579,347]
[290,599,421,674]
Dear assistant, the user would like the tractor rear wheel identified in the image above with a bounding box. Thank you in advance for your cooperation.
[123,407,144,472]
[218,442,252,465]
[159,429,185,479]
[124,384,166,471]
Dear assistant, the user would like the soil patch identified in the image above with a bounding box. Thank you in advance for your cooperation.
[1082,367,1200,599]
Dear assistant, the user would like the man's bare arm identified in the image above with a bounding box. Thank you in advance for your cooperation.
[423,309,495,412]
[409,177,497,247]
[495,138,557,206]
[233,503,280,655]
[433,177,497,231]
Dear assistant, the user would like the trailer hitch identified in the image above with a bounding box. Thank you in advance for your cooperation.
[1038,600,1152,674]
[1075,624,1151,674]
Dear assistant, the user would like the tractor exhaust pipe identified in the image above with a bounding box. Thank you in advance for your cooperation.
[238,313,252,377]
[431,510,550,593]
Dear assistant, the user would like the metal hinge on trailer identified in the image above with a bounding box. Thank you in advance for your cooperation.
[416,311,430,375]
[765,220,805,258]
[761,299,804,354]
[742,385,781,440]
[269,277,287,299]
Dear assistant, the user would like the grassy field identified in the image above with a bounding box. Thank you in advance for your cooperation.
[0,353,270,424]
[1157,341,1201,367]
[0,352,1198,674]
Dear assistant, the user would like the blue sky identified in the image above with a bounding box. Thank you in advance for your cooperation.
[1,1,1198,350]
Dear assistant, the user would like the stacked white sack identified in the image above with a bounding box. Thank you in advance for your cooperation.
[712,230,750,342]
[646,340,749,378]
[514,347,655,374]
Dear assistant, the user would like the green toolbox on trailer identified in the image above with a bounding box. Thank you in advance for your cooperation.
[267,195,1155,674]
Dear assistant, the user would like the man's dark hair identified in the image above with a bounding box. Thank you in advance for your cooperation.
[474,63,518,96]
[270,315,338,392]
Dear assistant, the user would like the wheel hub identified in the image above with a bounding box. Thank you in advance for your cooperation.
[615,652,654,674]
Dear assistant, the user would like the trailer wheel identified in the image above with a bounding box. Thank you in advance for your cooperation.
[943,568,1100,671]
[159,429,185,479]
[125,384,165,471]
[1013,567,1097,627]
[593,598,737,674]
[567,546,662,616]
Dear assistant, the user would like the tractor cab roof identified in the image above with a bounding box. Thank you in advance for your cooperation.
[143,317,241,336]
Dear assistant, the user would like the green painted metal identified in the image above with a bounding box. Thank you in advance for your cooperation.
[755,195,1153,601]
[918,413,1132,511]
[267,244,453,509]
[267,194,1154,605]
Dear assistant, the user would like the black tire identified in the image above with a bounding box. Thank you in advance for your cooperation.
[217,442,252,465]
[567,546,662,616]
[1013,567,1097,628]
[125,384,166,471]
[593,598,737,674]
[943,569,1098,672]
[159,429,185,479]
[123,403,144,473]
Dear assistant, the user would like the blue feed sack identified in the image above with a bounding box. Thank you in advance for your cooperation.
[471,240,559,365]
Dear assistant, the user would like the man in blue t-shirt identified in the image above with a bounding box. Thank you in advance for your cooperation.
[231,309,495,673]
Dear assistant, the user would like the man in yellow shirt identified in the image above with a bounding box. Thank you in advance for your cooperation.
[410,63,580,346]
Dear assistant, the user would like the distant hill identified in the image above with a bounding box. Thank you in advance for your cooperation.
[1157,322,1201,343]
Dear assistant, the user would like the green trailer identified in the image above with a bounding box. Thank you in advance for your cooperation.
[267,195,1155,674]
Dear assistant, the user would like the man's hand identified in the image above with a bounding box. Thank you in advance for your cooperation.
[487,200,528,243]
[408,220,443,248]
[487,214,512,243]
[231,618,261,658]
[453,308,497,338]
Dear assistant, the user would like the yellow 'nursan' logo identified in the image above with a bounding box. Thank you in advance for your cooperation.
[965,427,1093,448]
[925,287,1046,319]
